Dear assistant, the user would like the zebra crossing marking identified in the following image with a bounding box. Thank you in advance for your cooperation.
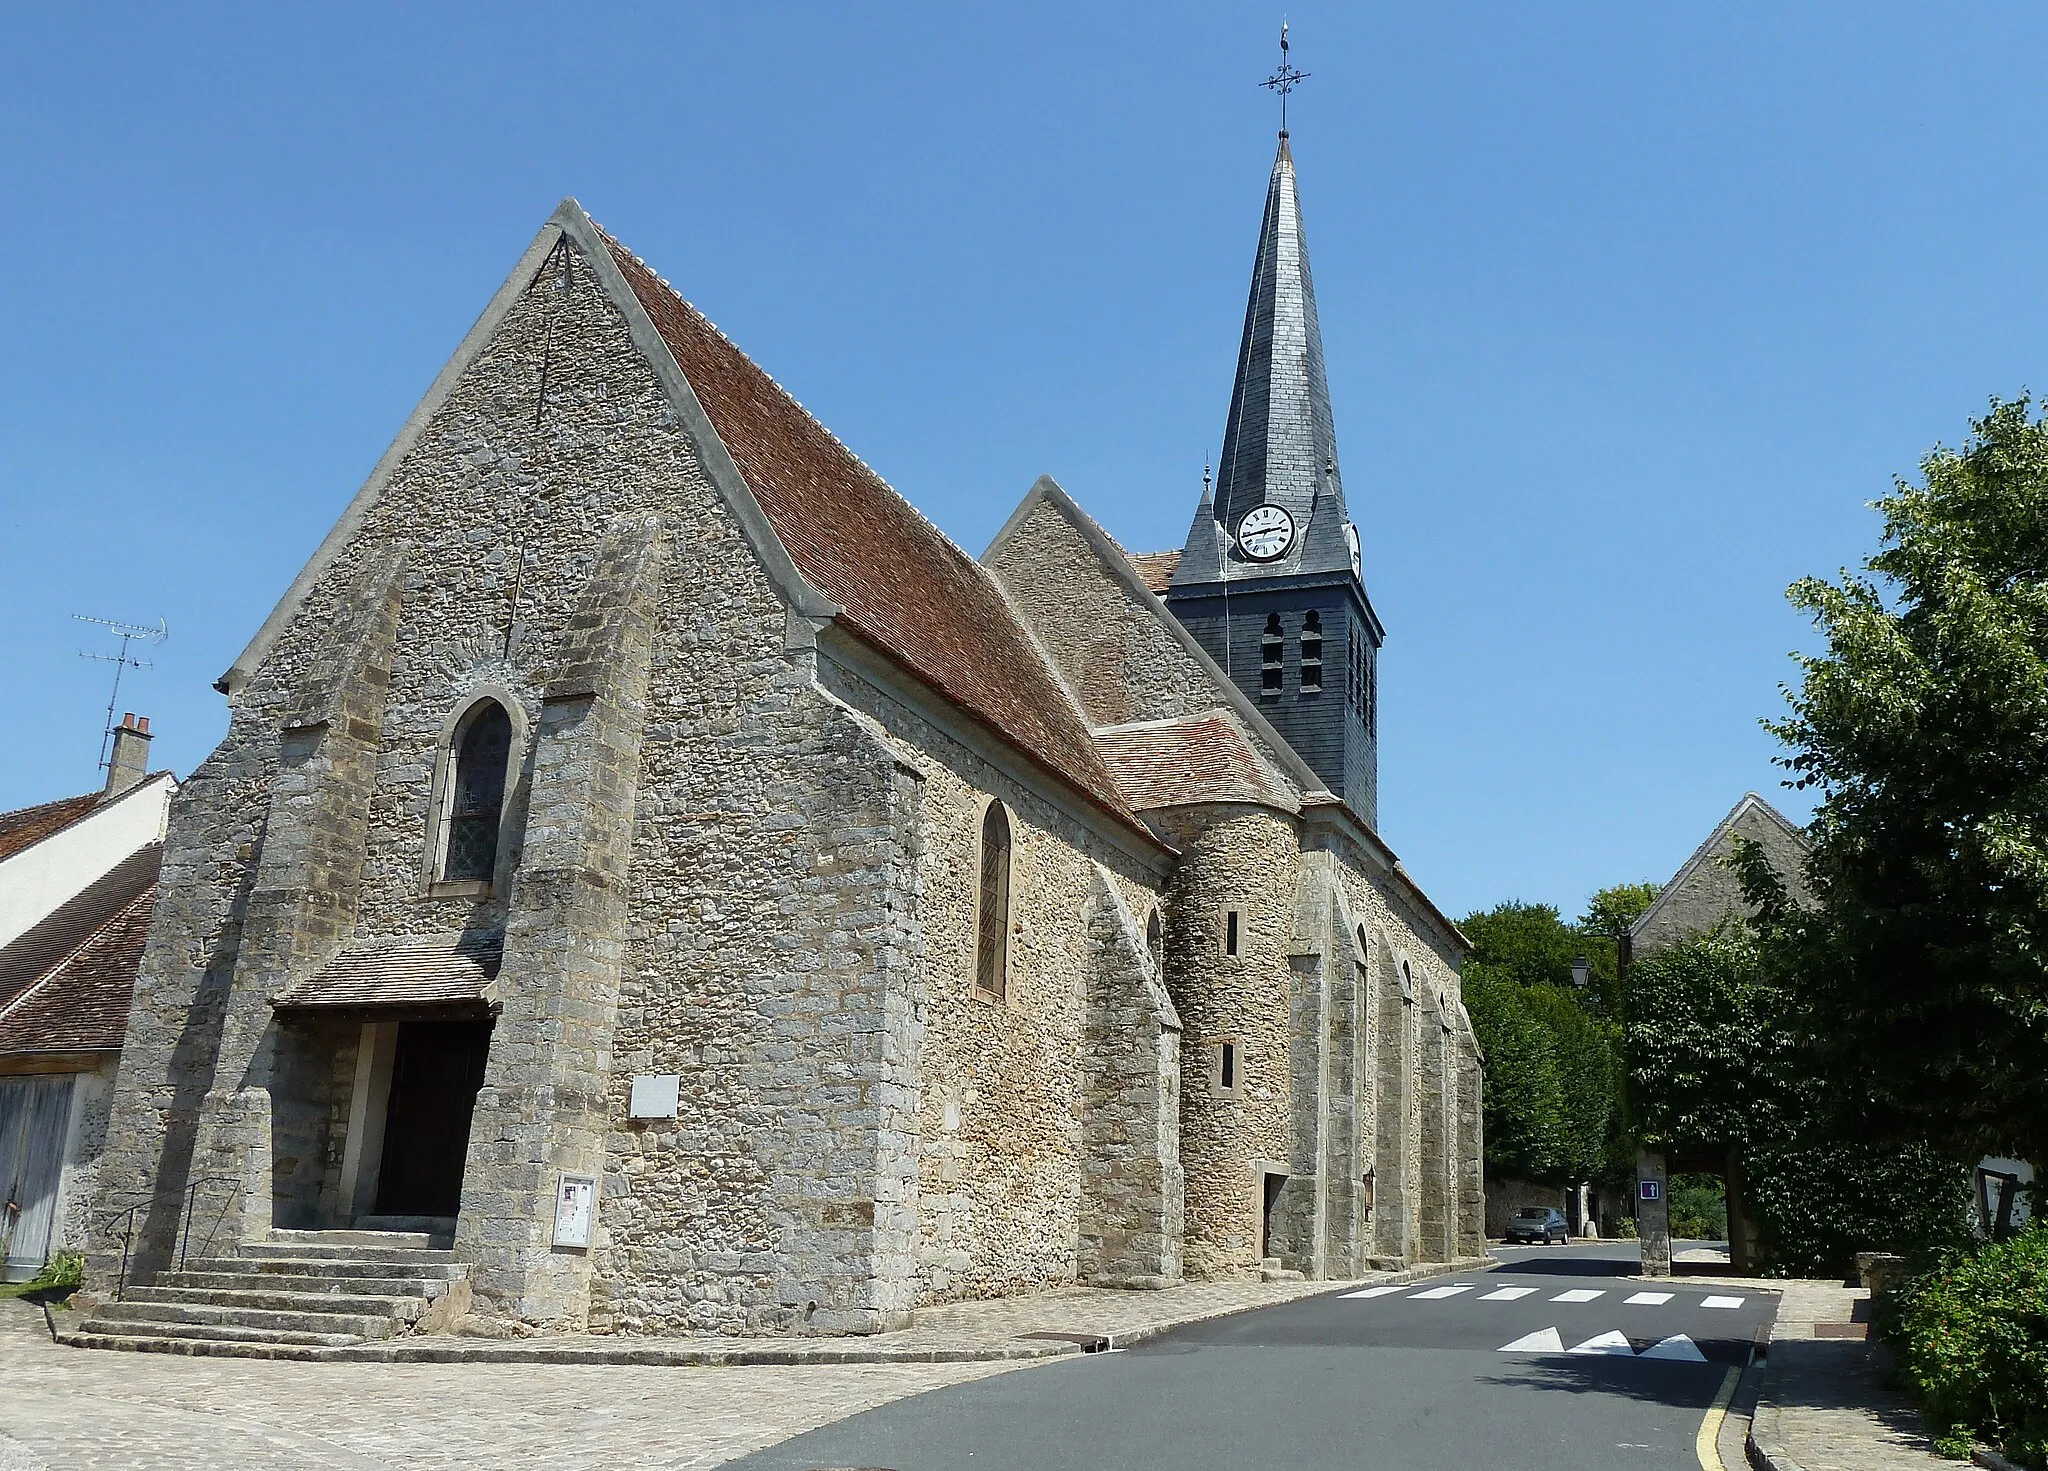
[1409,1284,1474,1299]
[1498,1326,1565,1352]
[1624,1291,1673,1305]
[1550,1289,1604,1303]
[1700,1295,1746,1309]
[1339,1285,1409,1298]
[1478,1286,1537,1301]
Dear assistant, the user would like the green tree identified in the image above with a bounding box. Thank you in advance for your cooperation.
[1463,971,1566,1180]
[1462,897,1628,1185]
[1767,396,2048,1169]
[1627,928,1974,1274]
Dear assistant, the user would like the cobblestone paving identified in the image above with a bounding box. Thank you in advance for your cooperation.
[1750,1281,1946,1471]
[0,1300,1032,1469]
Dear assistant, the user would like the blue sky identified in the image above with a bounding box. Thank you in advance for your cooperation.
[3,3,2043,921]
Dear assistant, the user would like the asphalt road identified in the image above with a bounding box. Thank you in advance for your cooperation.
[726,1243,1776,1471]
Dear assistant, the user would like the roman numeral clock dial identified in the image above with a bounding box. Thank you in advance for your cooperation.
[1236,503,1295,561]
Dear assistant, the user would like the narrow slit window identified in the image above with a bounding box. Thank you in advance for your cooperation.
[1300,611,1323,692]
[1225,909,1241,957]
[1260,614,1284,694]
[1220,1042,1237,1090]
[442,701,512,883]
[1146,907,1164,975]
[976,801,1012,998]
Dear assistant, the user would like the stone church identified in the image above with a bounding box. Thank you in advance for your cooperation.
[85,128,1483,1346]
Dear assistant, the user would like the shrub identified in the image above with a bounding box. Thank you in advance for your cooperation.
[1884,1225,2048,1466]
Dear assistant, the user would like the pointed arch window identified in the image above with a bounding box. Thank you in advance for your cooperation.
[975,801,1012,999]
[1261,614,1284,695]
[1146,907,1164,976]
[1299,611,1323,693]
[442,701,513,883]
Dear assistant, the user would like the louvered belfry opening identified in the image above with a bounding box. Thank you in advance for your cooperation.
[976,802,1012,999]
[443,701,512,882]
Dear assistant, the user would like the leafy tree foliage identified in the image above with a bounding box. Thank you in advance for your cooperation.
[1462,898,1636,1185]
[1627,930,1972,1275]
[1764,397,2048,1169]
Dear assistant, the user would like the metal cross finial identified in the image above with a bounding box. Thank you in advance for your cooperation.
[1262,19,1309,136]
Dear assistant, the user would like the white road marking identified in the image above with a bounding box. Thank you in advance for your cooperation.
[1550,1289,1605,1303]
[1625,1291,1674,1305]
[1640,1333,1707,1362]
[1339,1285,1408,1298]
[1700,1295,1746,1309]
[1478,1287,1537,1301]
[1409,1285,1474,1299]
[1568,1329,1637,1356]
[1498,1326,1565,1352]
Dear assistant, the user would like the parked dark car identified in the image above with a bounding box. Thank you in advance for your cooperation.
[1505,1207,1568,1244]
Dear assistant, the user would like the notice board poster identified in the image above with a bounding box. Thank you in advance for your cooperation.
[554,1173,596,1249]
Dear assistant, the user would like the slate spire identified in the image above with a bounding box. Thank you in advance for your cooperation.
[1174,132,1356,584]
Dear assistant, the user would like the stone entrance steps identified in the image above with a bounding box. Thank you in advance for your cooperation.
[64,1229,468,1359]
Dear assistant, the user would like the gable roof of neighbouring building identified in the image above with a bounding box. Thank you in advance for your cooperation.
[0,843,160,1056]
[1629,791,1812,958]
[0,792,104,864]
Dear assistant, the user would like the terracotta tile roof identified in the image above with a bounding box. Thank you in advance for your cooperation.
[272,933,503,1011]
[0,844,162,1016]
[1127,550,1182,595]
[602,233,1140,830]
[0,791,102,863]
[1095,710,1299,814]
[0,847,160,1056]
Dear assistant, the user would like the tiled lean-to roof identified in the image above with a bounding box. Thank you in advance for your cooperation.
[0,791,103,864]
[1095,711,1300,814]
[605,234,1137,828]
[0,845,161,1056]
[273,932,504,1012]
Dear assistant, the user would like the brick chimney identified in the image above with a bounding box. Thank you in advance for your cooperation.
[106,713,152,795]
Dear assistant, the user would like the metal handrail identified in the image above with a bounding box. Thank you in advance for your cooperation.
[95,1199,146,1302]
[93,1174,245,1301]
[176,1175,244,1274]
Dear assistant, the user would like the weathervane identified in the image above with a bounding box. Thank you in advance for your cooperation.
[1262,19,1309,136]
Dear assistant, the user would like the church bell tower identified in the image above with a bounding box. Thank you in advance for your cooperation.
[1164,69,1384,829]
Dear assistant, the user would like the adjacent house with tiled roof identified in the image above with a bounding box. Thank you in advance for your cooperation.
[84,123,1479,1352]
[0,716,172,1280]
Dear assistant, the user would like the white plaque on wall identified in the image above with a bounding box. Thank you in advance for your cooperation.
[554,1173,596,1249]
[629,1074,681,1119]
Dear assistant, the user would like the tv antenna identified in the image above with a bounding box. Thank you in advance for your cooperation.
[75,614,167,772]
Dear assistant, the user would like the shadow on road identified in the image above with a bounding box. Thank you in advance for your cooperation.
[1488,1251,1640,1278]
[1482,1354,1738,1409]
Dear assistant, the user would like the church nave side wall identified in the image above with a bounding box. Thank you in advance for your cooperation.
[815,654,1172,1307]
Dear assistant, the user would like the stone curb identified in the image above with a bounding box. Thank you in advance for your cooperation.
[52,1255,1495,1366]
[1972,1447,2027,1471]
[1744,1399,1804,1471]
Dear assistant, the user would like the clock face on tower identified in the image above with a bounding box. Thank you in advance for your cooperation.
[1236,504,1295,562]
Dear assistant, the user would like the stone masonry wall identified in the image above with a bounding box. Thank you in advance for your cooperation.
[985,496,1219,728]
[815,655,1172,1307]
[1149,805,1300,1281]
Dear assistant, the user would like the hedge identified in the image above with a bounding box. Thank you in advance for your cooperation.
[1883,1224,2048,1466]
